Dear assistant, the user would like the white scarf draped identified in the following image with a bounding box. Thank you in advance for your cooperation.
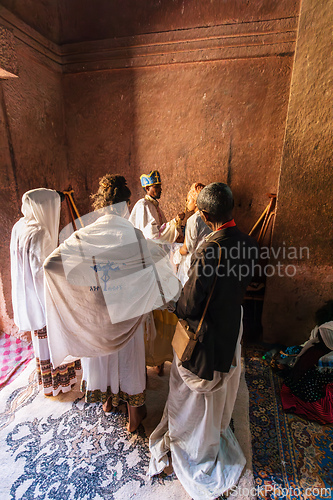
[44,212,181,368]
[298,320,333,355]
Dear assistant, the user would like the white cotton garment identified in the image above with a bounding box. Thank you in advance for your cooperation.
[10,189,61,332]
[173,210,212,285]
[81,322,146,399]
[318,321,333,350]
[44,212,181,368]
[129,196,179,243]
[149,316,246,500]
[297,320,333,357]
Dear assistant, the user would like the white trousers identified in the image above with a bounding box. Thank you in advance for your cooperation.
[149,322,245,500]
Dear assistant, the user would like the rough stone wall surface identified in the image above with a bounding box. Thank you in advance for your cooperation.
[62,71,137,216]
[262,0,333,345]
[58,0,299,44]
[0,0,302,342]
[0,25,18,77]
[0,0,60,44]
[63,56,293,234]
[0,0,300,44]
[0,40,67,336]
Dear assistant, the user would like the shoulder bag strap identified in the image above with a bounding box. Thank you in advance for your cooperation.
[194,241,222,340]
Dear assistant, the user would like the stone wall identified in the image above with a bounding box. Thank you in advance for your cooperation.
[0,1,306,341]
[262,0,333,344]
[0,28,67,335]
[63,18,297,233]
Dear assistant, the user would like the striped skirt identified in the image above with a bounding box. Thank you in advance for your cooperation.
[32,326,81,396]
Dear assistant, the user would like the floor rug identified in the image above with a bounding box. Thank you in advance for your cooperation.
[245,344,333,500]
[0,359,254,500]
[0,333,34,389]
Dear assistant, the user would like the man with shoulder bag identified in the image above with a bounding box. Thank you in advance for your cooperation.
[149,182,258,500]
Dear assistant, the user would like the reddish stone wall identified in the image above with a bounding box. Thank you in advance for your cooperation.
[262,0,333,345]
[0,1,60,43]
[0,25,18,77]
[58,0,299,43]
[63,38,295,234]
[0,0,300,45]
[0,40,67,336]
[0,1,303,341]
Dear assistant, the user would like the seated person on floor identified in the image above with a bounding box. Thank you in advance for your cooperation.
[281,300,333,424]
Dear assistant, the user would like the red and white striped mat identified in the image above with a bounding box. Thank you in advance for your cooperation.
[0,333,34,389]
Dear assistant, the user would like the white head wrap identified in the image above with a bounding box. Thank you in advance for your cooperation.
[10,188,61,331]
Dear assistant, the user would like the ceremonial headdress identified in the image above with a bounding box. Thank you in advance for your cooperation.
[140,170,161,188]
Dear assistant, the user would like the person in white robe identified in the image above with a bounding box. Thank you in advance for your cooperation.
[10,188,81,396]
[129,170,184,375]
[173,182,211,285]
[44,175,181,432]
[129,169,184,244]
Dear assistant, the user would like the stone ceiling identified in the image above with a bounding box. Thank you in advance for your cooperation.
[0,0,299,45]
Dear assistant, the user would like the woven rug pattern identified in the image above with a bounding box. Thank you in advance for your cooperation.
[245,344,333,500]
[0,358,254,499]
[0,361,190,500]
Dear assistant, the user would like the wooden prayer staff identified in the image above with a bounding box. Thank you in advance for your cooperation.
[63,188,84,230]
[249,193,276,246]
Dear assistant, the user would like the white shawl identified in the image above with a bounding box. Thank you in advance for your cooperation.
[297,321,333,368]
[298,321,333,355]
[173,210,211,285]
[44,212,181,368]
[10,188,61,332]
[129,196,179,243]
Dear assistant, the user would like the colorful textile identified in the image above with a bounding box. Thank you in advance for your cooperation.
[281,382,333,425]
[245,344,333,499]
[283,366,333,402]
[0,333,34,388]
[0,359,192,499]
[33,326,81,396]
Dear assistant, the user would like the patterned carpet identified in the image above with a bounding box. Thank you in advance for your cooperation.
[0,358,254,500]
[0,361,189,500]
[245,344,333,500]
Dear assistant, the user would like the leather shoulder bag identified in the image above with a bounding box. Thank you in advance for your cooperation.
[172,241,222,362]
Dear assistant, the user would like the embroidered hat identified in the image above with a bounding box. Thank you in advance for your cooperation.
[140,170,161,188]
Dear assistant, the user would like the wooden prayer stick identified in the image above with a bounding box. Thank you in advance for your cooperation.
[65,194,77,232]
[249,204,269,236]
[258,197,275,242]
[63,189,84,228]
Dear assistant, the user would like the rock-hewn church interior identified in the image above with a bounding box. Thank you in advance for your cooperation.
[0,1,331,499]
